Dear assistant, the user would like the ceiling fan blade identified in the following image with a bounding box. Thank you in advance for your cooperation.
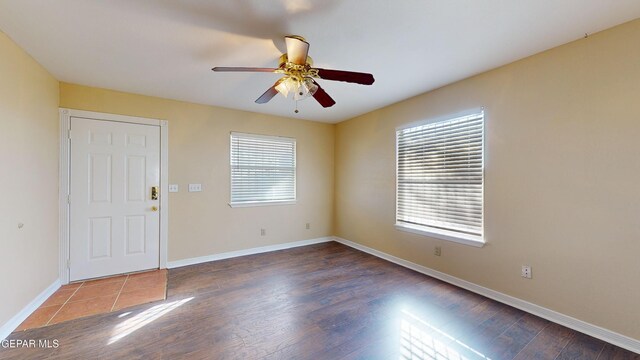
[311,80,336,108]
[314,68,375,85]
[212,67,278,72]
[255,79,283,104]
[285,36,310,65]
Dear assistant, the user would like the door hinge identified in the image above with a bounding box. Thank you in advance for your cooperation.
[67,194,71,204]
[66,259,71,269]
[68,129,72,140]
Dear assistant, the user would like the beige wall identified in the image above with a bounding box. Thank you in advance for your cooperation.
[0,31,60,326]
[59,83,334,262]
[335,19,640,340]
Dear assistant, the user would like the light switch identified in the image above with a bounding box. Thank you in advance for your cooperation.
[188,184,202,192]
[168,184,179,193]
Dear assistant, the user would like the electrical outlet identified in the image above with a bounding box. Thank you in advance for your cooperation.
[305,223,310,230]
[260,228,266,236]
[521,265,532,279]
[434,246,442,256]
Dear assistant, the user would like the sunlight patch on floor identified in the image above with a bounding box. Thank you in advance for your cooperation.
[117,312,132,318]
[108,297,193,345]
[400,309,492,360]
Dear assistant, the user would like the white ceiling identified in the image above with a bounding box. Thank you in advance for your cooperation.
[1,1,639,123]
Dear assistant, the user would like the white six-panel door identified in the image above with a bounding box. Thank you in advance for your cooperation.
[69,117,160,281]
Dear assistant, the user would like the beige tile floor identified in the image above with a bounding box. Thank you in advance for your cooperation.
[16,269,167,331]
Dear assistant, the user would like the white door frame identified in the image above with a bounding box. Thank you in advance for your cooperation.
[59,108,169,284]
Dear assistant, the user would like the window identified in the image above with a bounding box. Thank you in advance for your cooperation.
[230,132,296,207]
[395,110,484,246]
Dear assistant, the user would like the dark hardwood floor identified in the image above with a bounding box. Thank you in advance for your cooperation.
[1,242,638,359]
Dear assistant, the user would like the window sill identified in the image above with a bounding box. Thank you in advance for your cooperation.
[394,223,485,248]
[229,200,296,208]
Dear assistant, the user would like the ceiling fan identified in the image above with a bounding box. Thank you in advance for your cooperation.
[212,35,375,110]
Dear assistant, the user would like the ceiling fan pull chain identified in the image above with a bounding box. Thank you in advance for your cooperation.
[295,100,299,114]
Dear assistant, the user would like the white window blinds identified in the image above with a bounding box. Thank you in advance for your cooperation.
[230,132,296,206]
[396,111,484,241]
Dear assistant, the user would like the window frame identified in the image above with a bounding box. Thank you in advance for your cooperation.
[229,132,297,208]
[394,108,485,247]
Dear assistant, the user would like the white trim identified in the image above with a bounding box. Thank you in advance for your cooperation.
[230,131,295,143]
[395,107,485,131]
[159,120,169,269]
[58,108,169,284]
[395,223,485,248]
[58,109,71,284]
[63,108,162,126]
[332,236,640,355]
[0,279,61,341]
[229,200,297,208]
[167,237,333,269]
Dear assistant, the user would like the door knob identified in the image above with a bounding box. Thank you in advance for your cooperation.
[151,206,158,212]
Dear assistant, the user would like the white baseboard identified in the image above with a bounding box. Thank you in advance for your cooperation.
[1,279,61,341]
[167,237,333,269]
[333,236,640,354]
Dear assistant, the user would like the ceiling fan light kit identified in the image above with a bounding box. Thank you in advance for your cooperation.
[275,77,318,100]
[212,35,375,112]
